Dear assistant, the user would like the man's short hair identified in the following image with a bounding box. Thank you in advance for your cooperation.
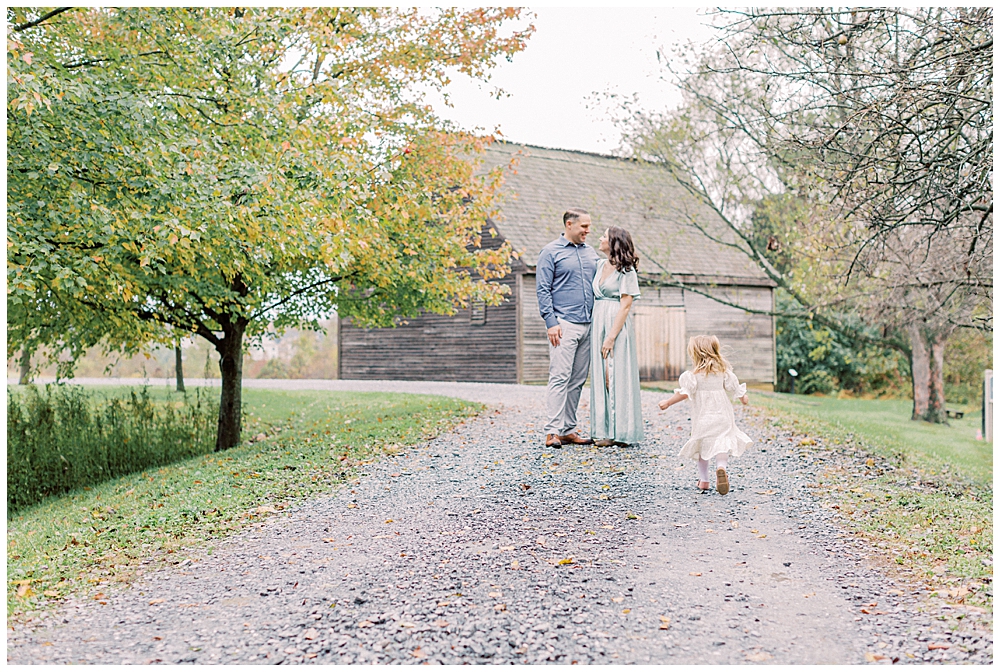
[563,208,589,226]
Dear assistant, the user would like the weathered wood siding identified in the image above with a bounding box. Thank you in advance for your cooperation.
[632,305,686,380]
[338,224,521,382]
[519,273,550,384]
[339,273,519,382]
[683,286,775,383]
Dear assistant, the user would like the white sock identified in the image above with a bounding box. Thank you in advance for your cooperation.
[697,458,710,482]
[716,454,728,472]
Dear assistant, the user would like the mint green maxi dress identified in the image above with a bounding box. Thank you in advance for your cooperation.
[589,260,644,444]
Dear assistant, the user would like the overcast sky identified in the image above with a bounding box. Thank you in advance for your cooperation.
[429,7,717,155]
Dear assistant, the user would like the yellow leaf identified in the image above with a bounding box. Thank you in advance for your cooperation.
[622,608,630,614]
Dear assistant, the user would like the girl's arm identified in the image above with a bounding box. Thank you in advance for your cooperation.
[658,392,688,410]
[601,294,634,358]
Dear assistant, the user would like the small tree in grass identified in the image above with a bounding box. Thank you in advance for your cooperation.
[7,7,533,449]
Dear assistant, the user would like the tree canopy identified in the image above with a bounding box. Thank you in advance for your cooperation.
[7,7,533,447]
[615,7,992,422]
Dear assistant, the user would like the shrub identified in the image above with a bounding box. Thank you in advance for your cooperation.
[7,385,218,513]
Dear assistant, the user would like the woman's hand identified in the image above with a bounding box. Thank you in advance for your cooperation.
[601,335,615,358]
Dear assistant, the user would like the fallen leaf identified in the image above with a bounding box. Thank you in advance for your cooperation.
[860,608,871,614]
[412,647,426,659]
[927,643,950,651]
[433,619,449,627]
[400,622,416,628]
[541,453,553,458]
[611,597,624,603]
[601,525,615,530]
[799,438,817,446]
[303,628,318,640]
[731,521,739,528]
[510,560,520,570]
[625,511,640,520]
[755,490,775,495]
[149,598,165,605]
[16,584,33,598]
[499,545,515,551]
[42,590,60,598]
[745,651,773,662]
[750,529,759,534]
[347,503,357,509]
[358,620,373,628]
[488,591,502,598]
[658,616,670,630]
[390,473,401,478]
[384,519,393,524]
[757,534,767,539]
[520,484,531,491]
[557,558,574,565]
[865,652,887,662]
[622,608,630,614]
[494,603,506,611]
[689,572,702,577]
[437,602,450,607]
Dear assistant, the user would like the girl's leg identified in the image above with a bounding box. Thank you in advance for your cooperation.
[697,458,710,490]
[715,454,728,471]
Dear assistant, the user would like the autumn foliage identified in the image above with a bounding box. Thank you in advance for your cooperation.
[7,7,533,449]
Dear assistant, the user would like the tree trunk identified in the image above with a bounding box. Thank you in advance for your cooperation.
[908,323,930,420]
[18,349,31,385]
[907,323,950,424]
[925,331,948,424]
[175,345,185,392]
[215,325,245,452]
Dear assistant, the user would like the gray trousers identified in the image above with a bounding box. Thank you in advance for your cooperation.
[543,319,592,435]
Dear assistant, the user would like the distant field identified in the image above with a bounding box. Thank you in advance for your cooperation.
[754,393,991,484]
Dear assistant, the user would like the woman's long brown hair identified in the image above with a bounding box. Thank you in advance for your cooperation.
[607,225,639,272]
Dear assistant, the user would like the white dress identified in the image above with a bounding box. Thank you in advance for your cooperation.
[676,370,753,461]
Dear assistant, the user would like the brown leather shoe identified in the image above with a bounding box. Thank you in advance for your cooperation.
[558,432,594,445]
[594,439,614,447]
[545,433,562,447]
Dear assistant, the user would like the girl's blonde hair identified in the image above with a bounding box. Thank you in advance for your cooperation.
[688,335,731,374]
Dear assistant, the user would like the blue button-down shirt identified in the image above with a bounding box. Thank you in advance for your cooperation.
[536,235,600,329]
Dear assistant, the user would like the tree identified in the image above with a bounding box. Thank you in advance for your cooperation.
[614,7,991,422]
[7,7,533,449]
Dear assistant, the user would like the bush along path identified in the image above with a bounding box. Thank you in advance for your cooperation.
[6,385,992,664]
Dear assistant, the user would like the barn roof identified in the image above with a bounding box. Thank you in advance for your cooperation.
[482,143,773,286]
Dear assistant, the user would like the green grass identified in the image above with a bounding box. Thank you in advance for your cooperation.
[745,395,992,610]
[7,387,481,618]
[755,393,991,483]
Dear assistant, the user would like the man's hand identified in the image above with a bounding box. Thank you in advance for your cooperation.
[547,324,563,347]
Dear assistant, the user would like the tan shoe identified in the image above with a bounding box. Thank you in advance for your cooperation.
[545,433,562,448]
[716,468,730,495]
[558,432,594,445]
[594,439,615,447]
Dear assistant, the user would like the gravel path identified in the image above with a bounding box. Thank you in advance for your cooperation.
[7,381,993,664]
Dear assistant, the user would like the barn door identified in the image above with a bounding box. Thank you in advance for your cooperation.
[632,305,686,381]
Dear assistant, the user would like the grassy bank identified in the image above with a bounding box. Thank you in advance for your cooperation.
[7,387,480,618]
[750,393,992,609]
[756,394,990,482]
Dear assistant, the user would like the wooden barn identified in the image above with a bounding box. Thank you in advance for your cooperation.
[338,143,776,386]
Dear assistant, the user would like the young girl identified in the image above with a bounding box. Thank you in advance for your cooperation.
[658,335,752,495]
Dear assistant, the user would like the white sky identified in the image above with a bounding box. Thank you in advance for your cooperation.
[429,7,718,155]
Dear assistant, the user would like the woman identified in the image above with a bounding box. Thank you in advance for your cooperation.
[590,226,643,447]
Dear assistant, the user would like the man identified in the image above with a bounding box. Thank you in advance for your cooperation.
[536,208,600,448]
